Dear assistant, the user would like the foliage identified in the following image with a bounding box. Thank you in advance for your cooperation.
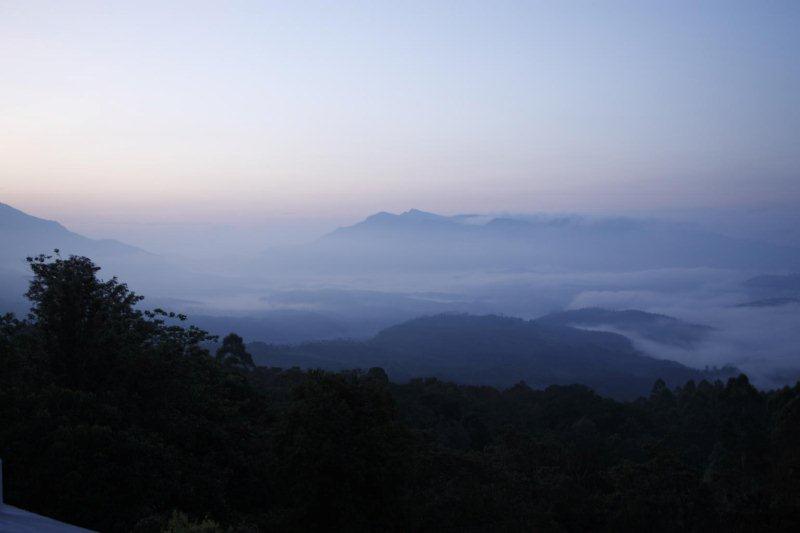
[161,511,224,533]
[216,333,254,369]
[251,313,736,399]
[1,254,799,531]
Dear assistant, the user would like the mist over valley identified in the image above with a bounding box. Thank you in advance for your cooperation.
[3,201,798,390]
[3,2,800,528]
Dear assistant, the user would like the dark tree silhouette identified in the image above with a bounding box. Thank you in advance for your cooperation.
[216,333,254,368]
[0,254,799,531]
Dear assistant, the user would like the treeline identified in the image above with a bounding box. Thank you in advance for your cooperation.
[1,254,799,531]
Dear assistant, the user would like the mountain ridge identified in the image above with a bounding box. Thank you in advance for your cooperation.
[0,201,148,261]
[0,201,249,304]
[249,313,737,399]
[536,307,714,349]
[269,209,800,274]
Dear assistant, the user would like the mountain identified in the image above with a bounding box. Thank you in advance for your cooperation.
[536,308,714,349]
[743,273,800,295]
[0,202,247,306]
[248,314,735,399]
[735,297,800,308]
[0,202,153,305]
[324,209,462,238]
[260,209,800,274]
[0,202,146,268]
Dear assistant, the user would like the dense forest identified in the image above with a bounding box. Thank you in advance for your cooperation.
[1,254,799,531]
[249,313,734,400]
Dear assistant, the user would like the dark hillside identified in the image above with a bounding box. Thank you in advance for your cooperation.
[251,313,734,399]
[536,307,714,348]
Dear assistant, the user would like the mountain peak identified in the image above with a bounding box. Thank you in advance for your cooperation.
[363,211,395,222]
[0,201,65,232]
[401,208,433,216]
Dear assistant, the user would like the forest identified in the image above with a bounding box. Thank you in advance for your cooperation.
[1,254,799,531]
[249,313,735,400]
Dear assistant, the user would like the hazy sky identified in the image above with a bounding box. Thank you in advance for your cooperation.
[2,0,799,228]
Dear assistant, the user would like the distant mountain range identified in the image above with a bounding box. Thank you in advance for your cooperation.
[249,313,736,399]
[261,209,800,274]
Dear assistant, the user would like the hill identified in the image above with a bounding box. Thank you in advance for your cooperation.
[743,273,800,296]
[249,313,734,399]
[735,297,800,308]
[536,307,713,349]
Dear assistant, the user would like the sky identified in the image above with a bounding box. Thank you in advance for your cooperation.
[1,0,799,234]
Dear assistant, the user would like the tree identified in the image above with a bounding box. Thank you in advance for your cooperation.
[23,252,213,388]
[4,253,800,531]
[216,333,254,369]
[24,252,144,387]
[160,510,224,532]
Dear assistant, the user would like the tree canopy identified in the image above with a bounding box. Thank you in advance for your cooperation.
[0,254,799,531]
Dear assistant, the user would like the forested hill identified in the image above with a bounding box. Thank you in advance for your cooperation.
[1,255,799,531]
[249,313,734,399]
[536,307,714,348]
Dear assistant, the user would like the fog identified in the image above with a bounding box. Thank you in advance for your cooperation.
[2,0,798,389]
[568,280,800,388]
[2,201,799,389]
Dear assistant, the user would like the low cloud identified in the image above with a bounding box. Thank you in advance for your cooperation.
[568,288,800,388]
